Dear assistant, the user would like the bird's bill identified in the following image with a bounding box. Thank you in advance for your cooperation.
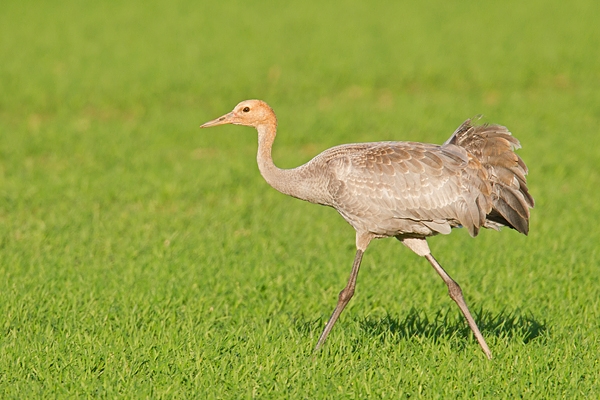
[200,112,234,128]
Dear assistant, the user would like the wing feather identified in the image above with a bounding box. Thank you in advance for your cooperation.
[325,142,491,237]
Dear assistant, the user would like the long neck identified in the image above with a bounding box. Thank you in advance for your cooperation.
[256,122,308,199]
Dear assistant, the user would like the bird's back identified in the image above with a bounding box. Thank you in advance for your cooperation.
[310,120,533,239]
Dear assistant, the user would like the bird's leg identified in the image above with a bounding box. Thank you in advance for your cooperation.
[424,253,492,359]
[402,237,492,359]
[314,249,364,352]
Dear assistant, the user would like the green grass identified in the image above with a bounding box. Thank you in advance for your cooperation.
[1,0,600,397]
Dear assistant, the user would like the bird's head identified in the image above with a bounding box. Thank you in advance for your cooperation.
[200,99,277,129]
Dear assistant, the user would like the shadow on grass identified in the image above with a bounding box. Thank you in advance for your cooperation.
[359,308,547,344]
[296,308,546,345]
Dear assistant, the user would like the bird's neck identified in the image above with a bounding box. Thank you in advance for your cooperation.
[256,122,309,200]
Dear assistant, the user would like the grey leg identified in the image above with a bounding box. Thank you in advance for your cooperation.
[314,249,364,351]
[425,253,492,359]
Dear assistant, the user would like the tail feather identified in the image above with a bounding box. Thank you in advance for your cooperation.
[445,119,534,235]
[493,186,531,234]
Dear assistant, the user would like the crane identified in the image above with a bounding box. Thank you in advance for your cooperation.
[200,99,534,359]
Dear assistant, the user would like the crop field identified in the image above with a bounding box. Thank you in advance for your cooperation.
[1,0,600,398]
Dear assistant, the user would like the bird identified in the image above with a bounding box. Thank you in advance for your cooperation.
[200,99,534,359]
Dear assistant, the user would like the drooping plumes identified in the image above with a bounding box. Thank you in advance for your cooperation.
[444,120,534,235]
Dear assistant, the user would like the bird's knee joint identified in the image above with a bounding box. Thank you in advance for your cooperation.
[447,281,463,300]
[338,287,354,303]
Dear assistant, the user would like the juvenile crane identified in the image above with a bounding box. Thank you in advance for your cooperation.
[200,100,534,359]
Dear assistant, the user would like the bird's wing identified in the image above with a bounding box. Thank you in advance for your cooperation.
[325,142,492,237]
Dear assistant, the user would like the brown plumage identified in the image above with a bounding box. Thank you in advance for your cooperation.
[200,99,534,359]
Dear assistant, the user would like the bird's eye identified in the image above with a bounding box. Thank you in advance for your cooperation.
[242,106,250,113]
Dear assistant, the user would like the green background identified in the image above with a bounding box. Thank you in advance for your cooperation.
[1,0,599,397]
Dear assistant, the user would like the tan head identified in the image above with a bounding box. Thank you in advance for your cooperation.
[200,100,277,129]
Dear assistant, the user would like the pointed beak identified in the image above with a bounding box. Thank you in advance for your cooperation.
[200,112,234,128]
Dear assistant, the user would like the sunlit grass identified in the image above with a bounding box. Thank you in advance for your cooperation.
[1,0,599,397]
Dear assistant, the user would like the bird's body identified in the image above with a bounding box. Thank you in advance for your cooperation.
[283,140,493,239]
[201,99,534,359]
